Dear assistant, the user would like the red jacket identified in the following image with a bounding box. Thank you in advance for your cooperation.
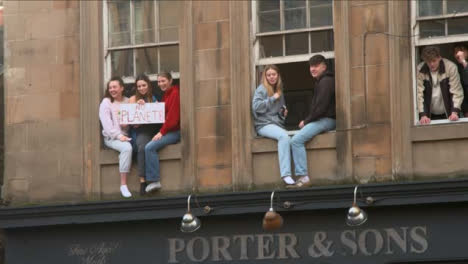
[160,84,180,135]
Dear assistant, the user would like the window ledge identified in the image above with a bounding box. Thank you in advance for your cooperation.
[251,131,336,153]
[412,121,468,142]
[100,143,182,165]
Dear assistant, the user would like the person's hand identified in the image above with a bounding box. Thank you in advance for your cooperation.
[449,112,459,121]
[119,135,131,141]
[152,132,163,141]
[298,120,305,129]
[273,92,280,100]
[455,51,467,67]
[137,99,145,105]
[284,109,288,117]
[419,116,431,125]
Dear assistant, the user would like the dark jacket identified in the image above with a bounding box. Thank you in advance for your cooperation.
[304,71,336,124]
[417,58,464,118]
[459,64,468,114]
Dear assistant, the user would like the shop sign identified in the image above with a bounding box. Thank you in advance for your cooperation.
[168,226,428,263]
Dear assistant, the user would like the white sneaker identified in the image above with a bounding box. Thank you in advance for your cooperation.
[120,185,132,198]
[145,181,161,193]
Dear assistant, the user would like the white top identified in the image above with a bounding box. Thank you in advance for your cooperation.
[430,71,445,115]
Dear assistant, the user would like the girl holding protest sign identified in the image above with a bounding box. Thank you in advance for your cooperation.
[129,74,162,196]
[144,72,180,193]
[99,77,133,198]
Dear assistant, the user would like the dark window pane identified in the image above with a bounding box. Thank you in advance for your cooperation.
[310,5,333,27]
[108,0,131,46]
[285,0,306,9]
[160,45,179,73]
[258,0,280,12]
[285,8,307,30]
[419,19,445,37]
[448,17,468,35]
[134,0,155,44]
[447,0,468,14]
[135,47,158,76]
[260,35,283,57]
[309,0,332,7]
[259,11,281,32]
[285,33,308,55]
[111,50,133,78]
[310,30,334,53]
[418,0,442,17]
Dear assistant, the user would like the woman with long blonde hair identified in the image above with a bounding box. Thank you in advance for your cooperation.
[252,65,294,186]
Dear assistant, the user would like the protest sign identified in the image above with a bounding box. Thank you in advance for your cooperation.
[118,103,165,124]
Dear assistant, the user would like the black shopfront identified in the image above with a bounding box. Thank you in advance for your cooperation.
[1,179,468,264]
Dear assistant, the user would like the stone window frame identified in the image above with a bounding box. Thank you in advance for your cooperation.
[103,0,181,85]
[251,0,335,134]
[410,0,468,126]
[81,1,191,199]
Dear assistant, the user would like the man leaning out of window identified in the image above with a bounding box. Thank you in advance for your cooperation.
[417,45,464,125]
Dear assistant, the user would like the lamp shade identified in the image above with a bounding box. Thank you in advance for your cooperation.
[180,195,201,232]
[263,191,283,231]
[346,186,368,226]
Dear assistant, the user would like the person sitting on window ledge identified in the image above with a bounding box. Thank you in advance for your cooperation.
[288,55,336,189]
[144,72,180,193]
[417,46,464,125]
[129,74,162,196]
[454,44,468,117]
[99,77,133,198]
[252,65,294,186]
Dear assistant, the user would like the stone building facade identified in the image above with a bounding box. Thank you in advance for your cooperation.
[2,0,468,204]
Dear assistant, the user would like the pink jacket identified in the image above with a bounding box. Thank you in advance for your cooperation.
[99,97,129,140]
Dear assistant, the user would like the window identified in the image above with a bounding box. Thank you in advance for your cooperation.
[252,0,334,130]
[104,0,181,91]
[411,0,468,125]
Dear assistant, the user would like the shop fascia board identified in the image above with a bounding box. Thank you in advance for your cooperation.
[1,178,468,228]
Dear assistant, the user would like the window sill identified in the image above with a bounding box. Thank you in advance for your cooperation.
[412,119,468,142]
[99,143,182,165]
[251,131,336,153]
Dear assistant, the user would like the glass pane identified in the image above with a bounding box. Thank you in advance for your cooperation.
[310,0,333,27]
[259,11,280,32]
[259,35,283,57]
[160,0,181,42]
[447,0,468,14]
[108,0,131,47]
[160,45,179,73]
[134,0,155,44]
[419,20,445,38]
[309,0,332,7]
[135,47,158,76]
[285,8,306,30]
[448,17,468,35]
[285,0,306,9]
[111,50,133,78]
[285,33,308,55]
[418,0,442,17]
[258,0,280,12]
[310,30,334,52]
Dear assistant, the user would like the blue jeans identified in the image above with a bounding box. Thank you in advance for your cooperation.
[257,124,291,177]
[290,118,336,176]
[145,130,180,182]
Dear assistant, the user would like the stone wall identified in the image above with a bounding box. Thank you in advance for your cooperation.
[3,0,82,202]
